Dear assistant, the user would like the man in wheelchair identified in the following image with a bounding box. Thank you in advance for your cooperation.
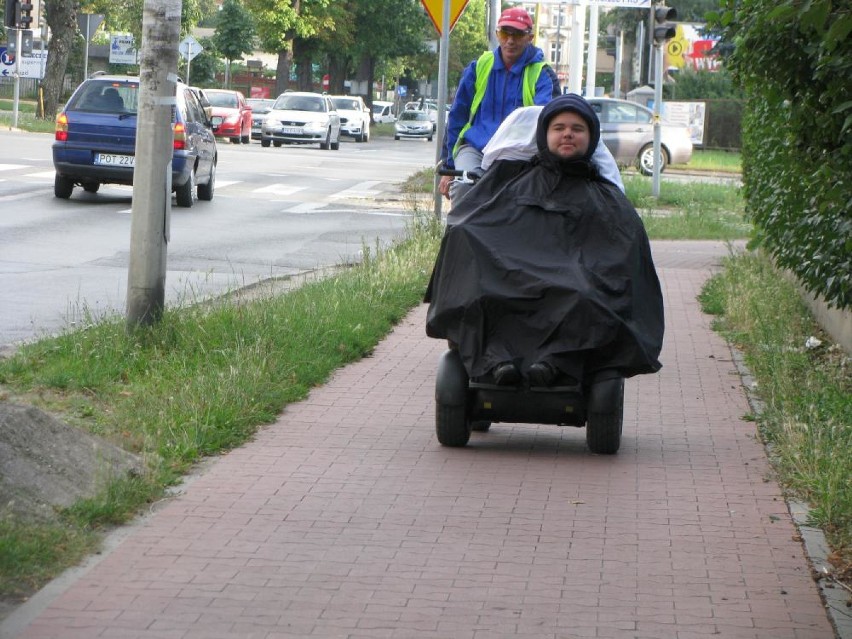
[425,94,664,390]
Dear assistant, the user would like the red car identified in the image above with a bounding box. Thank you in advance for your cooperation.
[205,89,252,144]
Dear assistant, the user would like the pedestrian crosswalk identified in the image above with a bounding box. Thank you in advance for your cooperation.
[0,163,410,216]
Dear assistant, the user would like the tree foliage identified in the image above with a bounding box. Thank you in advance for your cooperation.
[709,0,851,308]
[212,0,256,64]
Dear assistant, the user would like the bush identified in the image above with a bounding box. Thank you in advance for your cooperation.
[711,0,852,309]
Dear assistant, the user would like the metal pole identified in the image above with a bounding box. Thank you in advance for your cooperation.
[83,15,89,79]
[126,0,182,329]
[433,0,451,220]
[652,41,663,197]
[585,3,599,97]
[613,30,622,98]
[567,0,586,95]
[12,28,21,128]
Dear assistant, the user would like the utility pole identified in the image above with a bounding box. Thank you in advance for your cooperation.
[125,0,181,329]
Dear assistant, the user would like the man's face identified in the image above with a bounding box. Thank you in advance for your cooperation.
[546,111,591,159]
[496,27,533,66]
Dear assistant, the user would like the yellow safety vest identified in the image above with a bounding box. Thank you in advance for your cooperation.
[453,51,545,158]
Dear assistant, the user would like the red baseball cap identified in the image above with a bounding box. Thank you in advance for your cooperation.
[497,7,533,32]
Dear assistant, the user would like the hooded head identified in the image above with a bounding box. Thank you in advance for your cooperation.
[535,94,600,162]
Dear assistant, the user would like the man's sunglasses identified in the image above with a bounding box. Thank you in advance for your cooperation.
[497,28,531,39]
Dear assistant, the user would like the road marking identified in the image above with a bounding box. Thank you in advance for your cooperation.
[254,184,307,196]
[215,180,240,189]
[328,180,382,199]
[0,164,30,171]
[27,171,56,179]
[285,202,324,214]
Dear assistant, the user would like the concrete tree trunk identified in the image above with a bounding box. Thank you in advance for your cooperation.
[125,0,181,330]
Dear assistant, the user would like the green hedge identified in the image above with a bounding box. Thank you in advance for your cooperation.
[711,0,851,309]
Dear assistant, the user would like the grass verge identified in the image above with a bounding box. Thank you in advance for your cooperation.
[699,253,852,586]
[0,213,444,600]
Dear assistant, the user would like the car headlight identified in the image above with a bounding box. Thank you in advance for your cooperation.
[303,119,328,133]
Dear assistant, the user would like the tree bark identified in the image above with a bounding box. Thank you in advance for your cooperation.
[275,47,292,96]
[41,0,78,119]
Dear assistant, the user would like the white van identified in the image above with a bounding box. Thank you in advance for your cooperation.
[372,101,395,124]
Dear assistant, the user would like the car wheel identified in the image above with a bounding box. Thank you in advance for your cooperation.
[261,138,271,148]
[638,144,668,176]
[428,135,433,142]
[394,135,400,141]
[175,167,196,208]
[273,141,282,148]
[82,181,100,193]
[54,174,74,199]
[320,129,331,150]
[197,161,216,201]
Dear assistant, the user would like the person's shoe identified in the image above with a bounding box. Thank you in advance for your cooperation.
[528,361,558,387]
[492,362,520,386]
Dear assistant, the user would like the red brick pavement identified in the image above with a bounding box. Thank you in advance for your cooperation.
[2,241,836,639]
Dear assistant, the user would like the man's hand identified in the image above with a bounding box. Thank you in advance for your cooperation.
[438,175,453,199]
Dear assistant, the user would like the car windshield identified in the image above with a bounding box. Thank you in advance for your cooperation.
[71,80,139,114]
[332,98,360,111]
[274,95,325,112]
[400,111,428,122]
[248,99,273,112]
[207,92,239,108]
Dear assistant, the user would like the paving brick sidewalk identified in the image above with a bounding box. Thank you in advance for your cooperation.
[2,241,836,639]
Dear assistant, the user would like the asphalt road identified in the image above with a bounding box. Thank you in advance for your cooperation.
[0,130,440,348]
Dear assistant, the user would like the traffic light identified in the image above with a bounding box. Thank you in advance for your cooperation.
[17,0,33,29]
[4,0,16,29]
[652,5,677,45]
[604,35,617,58]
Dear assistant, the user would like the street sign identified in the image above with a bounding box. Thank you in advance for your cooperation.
[110,34,137,64]
[420,0,469,36]
[0,46,47,78]
[179,35,202,61]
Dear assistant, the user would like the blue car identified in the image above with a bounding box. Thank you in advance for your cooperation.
[52,75,218,207]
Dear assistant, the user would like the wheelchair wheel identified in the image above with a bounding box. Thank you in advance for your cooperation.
[586,377,624,454]
[435,349,472,447]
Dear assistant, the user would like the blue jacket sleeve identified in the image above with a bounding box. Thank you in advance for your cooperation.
[442,60,478,168]
[534,64,559,105]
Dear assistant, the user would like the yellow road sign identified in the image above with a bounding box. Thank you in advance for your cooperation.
[421,0,470,36]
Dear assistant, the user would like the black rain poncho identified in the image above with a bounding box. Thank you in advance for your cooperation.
[425,129,664,382]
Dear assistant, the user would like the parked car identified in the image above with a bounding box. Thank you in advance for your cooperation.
[247,98,275,141]
[330,95,371,143]
[394,110,434,141]
[260,92,341,150]
[587,97,693,175]
[52,75,217,208]
[205,89,252,144]
[372,100,395,124]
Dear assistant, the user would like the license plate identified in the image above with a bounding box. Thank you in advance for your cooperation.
[94,153,135,167]
[281,126,302,134]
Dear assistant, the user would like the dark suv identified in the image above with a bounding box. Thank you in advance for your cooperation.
[52,75,218,207]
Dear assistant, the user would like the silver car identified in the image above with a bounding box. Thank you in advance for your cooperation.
[394,110,434,141]
[587,98,693,175]
[247,98,275,141]
[260,92,341,150]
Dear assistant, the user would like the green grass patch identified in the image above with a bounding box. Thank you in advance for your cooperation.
[700,252,852,561]
[624,175,749,240]
[0,110,56,133]
[674,148,742,172]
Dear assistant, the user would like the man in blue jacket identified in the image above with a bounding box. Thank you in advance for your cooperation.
[439,7,560,203]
